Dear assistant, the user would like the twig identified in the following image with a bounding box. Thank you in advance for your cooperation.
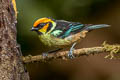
[22,42,120,63]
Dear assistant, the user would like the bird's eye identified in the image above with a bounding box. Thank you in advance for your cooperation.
[37,23,46,28]
[40,23,46,26]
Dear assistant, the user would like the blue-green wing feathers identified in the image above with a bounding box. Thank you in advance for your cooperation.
[51,20,110,39]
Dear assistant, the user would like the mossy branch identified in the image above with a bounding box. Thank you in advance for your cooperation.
[22,42,120,63]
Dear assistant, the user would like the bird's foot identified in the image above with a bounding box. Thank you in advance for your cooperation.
[42,52,48,58]
[68,43,77,59]
[68,48,75,59]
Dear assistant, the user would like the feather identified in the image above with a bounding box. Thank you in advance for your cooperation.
[51,20,110,39]
[83,24,110,31]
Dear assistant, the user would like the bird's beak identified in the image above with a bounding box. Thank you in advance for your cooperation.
[31,27,39,31]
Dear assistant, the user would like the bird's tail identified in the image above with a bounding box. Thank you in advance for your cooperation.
[84,24,110,31]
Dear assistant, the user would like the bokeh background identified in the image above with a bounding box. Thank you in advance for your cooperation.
[16,0,120,80]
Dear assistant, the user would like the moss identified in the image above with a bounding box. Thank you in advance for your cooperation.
[102,41,120,59]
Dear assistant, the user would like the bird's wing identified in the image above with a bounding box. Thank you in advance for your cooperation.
[51,20,85,39]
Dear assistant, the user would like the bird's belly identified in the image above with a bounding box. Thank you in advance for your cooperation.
[39,35,71,49]
[64,30,88,44]
[38,30,88,51]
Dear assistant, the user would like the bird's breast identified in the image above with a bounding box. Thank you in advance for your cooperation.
[38,34,71,49]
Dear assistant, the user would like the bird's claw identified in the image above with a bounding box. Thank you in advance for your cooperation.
[42,53,48,58]
[68,50,75,59]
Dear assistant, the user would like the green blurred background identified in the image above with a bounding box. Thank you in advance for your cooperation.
[16,0,120,80]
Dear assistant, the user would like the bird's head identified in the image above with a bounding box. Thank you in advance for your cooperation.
[31,17,56,35]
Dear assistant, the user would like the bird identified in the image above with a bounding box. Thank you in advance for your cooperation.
[31,17,110,58]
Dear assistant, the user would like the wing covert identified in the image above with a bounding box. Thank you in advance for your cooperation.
[51,20,85,38]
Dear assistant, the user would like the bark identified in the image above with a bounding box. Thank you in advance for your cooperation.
[0,0,30,80]
[23,42,120,63]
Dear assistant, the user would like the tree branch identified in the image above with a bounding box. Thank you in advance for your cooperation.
[23,42,120,63]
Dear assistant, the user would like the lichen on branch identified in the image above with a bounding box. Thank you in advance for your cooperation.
[103,41,120,59]
[22,42,120,63]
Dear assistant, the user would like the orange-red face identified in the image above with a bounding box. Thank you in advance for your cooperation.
[31,17,54,34]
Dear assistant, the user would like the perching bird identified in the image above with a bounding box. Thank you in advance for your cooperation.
[31,17,109,58]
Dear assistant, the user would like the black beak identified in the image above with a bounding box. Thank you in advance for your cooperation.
[31,27,42,35]
[31,27,39,31]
